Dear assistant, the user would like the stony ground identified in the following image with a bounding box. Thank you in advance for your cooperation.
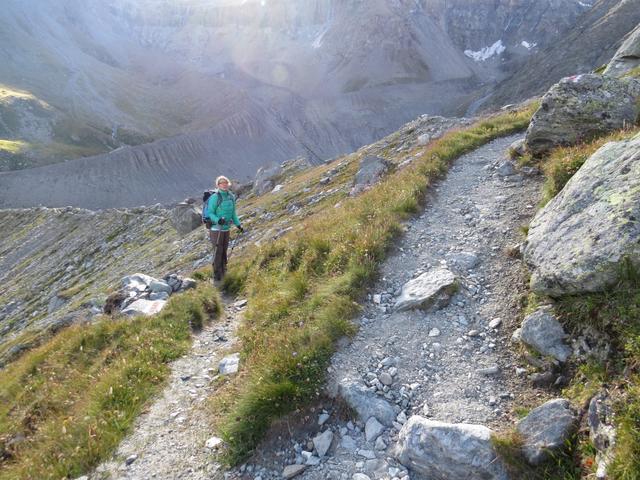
[88,296,245,480]
[229,134,547,480]
[86,134,544,480]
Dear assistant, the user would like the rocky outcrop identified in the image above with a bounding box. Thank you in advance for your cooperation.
[170,200,203,235]
[394,416,508,480]
[394,268,457,312]
[253,163,284,196]
[108,272,197,317]
[524,74,640,156]
[519,307,571,362]
[524,133,640,296]
[516,399,576,466]
[350,156,390,196]
[604,24,640,78]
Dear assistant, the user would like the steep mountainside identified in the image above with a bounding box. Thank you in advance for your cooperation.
[479,0,640,110]
[0,0,593,208]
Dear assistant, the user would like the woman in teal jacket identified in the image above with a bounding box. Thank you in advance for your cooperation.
[206,175,243,281]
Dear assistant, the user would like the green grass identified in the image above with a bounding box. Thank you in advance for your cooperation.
[492,430,582,479]
[0,284,220,480]
[539,127,640,206]
[211,105,538,463]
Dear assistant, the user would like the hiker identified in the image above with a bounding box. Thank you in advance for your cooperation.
[205,176,243,282]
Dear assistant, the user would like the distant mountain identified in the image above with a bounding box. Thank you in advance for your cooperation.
[478,0,640,111]
[0,0,593,208]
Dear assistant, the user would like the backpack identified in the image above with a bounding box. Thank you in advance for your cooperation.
[202,189,236,228]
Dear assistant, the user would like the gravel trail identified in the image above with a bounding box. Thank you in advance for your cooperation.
[90,297,245,480]
[242,134,544,480]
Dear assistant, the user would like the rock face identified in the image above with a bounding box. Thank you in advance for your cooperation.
[170,201,203,235]
[350,156,390,196]
[520,307,571,362]
[395,268,457,312]
[604,24,640,78]
[517,399,576,466]
[524,133,640,296]
[525,74,640,156]
[394,416,508,480]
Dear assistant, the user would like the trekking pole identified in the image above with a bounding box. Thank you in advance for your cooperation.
[229,230,243,257]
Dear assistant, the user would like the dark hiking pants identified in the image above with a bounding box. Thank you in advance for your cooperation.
[209,230,230,281]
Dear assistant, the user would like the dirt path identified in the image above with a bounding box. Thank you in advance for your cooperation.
[235,134,544,480]
[90,297,244,480]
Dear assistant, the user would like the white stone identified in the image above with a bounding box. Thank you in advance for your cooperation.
[218,353,240,375]
[121,299,166,317]
[395,268,457,312]
[205,436,223,449]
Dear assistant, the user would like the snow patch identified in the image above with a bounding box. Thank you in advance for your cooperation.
[464,40,506,62]
[521,40,537,50]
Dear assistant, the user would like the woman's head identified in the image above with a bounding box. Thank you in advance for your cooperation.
[216,175,231,190]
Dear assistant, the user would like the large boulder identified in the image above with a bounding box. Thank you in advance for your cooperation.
[395,268,457,312]
[517,399,576,466]
[121,299,167,316]
[351,156,391,196]
[524,74,640,156]
[253,163,283,195]
[170,201,202,235]
[394,416,509,480]
[524,133,640,295]
[604,24,640,78]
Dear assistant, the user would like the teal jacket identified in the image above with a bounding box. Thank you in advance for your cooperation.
[206,190,241,231]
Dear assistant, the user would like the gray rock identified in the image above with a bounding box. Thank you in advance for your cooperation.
[338,380,397,426]
[282,464,307,479]
[379,372,393,386]
[517,399,576,466]
[496,160,516,176]
[121,299,167,317]
[524,133,640,296]
[604,24,640,78]
[170,202,202,235]
[47,295,66,314]
[179,278,197,291]
[205,436,223,449]
[149,291,170,301]
[588,392,617,479]
[254,163,283,195]
[365,417,385,442]
[395,268,457,312]
[520,307,571,362]
[394,416,508,480]
[525,74,640,156]
[446,251,479,271]
[149,280,172,294]
[218,353,240,375]
[312,430,333,457]
[340,435,357,451]
[509,138,526,157]
[122,273,156,292]
[353,474,371,480]
[125,454,138,466]
[351,156,391,196]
